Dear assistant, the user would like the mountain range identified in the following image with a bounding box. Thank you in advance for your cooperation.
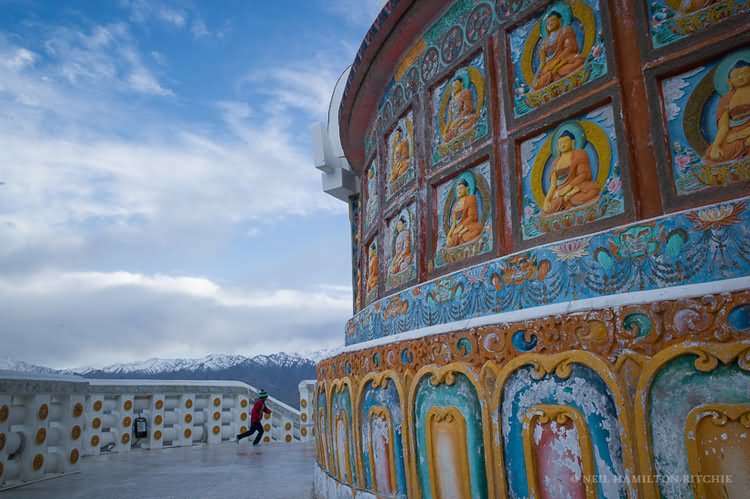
[1,351,331,408]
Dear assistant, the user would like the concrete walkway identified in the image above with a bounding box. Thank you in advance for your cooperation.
[1,441,316,499]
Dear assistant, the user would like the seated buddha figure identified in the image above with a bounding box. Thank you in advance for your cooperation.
[366,243,379,294]
[443,76,477,142]
[532,10,586,90]
[390,127,411,182]
[389,216,413,275]
[705,60,750,166]
[542,131,600,214]
[446,179,484,247]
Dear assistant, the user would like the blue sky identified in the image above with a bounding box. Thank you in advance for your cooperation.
[0,0,382,368]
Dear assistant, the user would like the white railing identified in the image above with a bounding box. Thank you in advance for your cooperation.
[0,372,305,490]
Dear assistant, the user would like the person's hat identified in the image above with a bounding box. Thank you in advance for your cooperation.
[258,390,268,399]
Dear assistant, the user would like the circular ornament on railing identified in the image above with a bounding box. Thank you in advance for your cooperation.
[240,399,248,408]
[35,428,46,445]
[466,3,493,44]
[71,425,82,440]
[300,399,307,408]
[73,402,84,418]
[184,399,193,409]
[240,412,247,421]
[0,405,7,423]
[285,422,292,430]
[240,425,247,433]
[32,454,44,471]
[0,432,5,451]
[93,400,103,412]
[285,435,292,442]
[155,400,164,410]
[153,430,162,441]
[121,433,130,445]
[421,47,440,82]
[184,414,192,424]
[212,425,220,434]
[213,411,221,421]
[155,415,163,425]
[301,413,307,422]
[90,435,100,447]
[123,416,132,427]
[69,448,80,464]
[264,424,271,431]
[183,428,192,439]
[92,417,102,429]
[264,412,271,420]
[441,26,464,65]
[37,404,49,421]
[263,436,270,443]
[301,428,308,436]
[213,398,221,407]
[123,400,133,411]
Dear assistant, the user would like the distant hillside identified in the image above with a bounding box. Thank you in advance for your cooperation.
[72,353,319,408]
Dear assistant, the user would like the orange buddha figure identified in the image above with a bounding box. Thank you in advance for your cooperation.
[389,216,413,275]
[443,76,477,142]
[533,10,586,90]
[366,243,379,294]
[446,179,484,247]
[542,130,600,214]
[705,60,750,166]
[390,127,411,182]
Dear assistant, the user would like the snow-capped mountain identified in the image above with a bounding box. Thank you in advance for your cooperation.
[2,352,324,408]
[0,357,62,375]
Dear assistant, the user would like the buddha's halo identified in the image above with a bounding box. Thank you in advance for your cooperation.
[551,121,587,157]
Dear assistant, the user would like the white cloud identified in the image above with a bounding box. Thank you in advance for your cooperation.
[325,0,385,26]
[0,270,349,368]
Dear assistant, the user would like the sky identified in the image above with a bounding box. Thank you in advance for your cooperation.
[0,0,383,369]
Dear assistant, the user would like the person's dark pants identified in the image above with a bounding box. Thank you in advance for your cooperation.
[237,422,264,445]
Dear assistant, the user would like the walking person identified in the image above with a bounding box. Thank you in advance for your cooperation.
[236,389,272,446]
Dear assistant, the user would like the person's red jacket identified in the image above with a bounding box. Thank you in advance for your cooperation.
[250,398,271,423]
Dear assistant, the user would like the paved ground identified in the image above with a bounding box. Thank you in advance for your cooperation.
[1,441,316,499]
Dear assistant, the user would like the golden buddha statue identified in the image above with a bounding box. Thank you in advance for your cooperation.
[389,216,413,275]
[532,10,586,90]
[705,60,750,166]
[443,76,477,142]
[542,131,600,214]
[446,179,484,247]
[366,243,379,294]
[390,127,411,182]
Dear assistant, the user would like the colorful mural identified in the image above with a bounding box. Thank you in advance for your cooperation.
[364,160,379,232]
[365,238,379,305]
[359,377,407,498]
[350,197,361,312]
[413,371,487,499]
[434,161,493,269]
[661,47,750,196]
[431,52,489,165]
[347,195,750,345]
[386,112,416,200]
[647,0,749,49]
[501,363,627,499]
[385,203,417,291]
[509,0,608,118]
[520,104,624,241]
[331,385,357,486]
